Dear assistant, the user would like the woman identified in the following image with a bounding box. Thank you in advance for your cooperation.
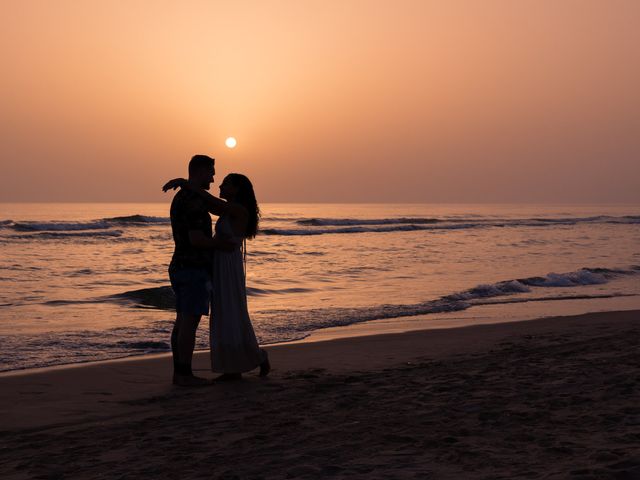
[164,173,270,380]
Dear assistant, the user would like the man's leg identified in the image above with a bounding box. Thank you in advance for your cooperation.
[173,313,209,386]
[169,267,210,386]
[171,313,182,372]
[176,313,201,375]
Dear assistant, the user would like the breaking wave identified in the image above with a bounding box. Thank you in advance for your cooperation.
[109,285,317,310]
[108,266,640,318]
[254,266,639,333]
[4,265,638,372]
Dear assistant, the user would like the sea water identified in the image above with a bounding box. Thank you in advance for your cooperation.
[1,203,639,371]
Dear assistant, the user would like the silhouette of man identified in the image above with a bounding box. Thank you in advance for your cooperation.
[167,154,228,386]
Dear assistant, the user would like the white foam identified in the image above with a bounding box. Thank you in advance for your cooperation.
[523,269,609,287]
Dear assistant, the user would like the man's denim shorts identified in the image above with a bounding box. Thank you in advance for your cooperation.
[169,267,212,316]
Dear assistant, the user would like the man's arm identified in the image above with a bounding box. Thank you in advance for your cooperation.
[188,230,236,251]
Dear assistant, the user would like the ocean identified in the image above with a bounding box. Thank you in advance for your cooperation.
[1,203,639,372]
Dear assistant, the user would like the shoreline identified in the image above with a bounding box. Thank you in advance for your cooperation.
[3,295,639,378]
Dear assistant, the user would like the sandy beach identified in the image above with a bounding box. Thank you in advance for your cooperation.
[1,310,639,479]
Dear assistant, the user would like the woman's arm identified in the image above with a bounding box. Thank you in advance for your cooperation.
[188,230,237,250]
[163,178,231,216]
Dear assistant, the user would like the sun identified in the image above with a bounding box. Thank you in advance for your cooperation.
[225,137,237,149]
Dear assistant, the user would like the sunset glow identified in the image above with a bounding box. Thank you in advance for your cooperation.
[225,137,237,149]
[0,1,639,203]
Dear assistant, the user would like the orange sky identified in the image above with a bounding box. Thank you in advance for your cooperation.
[1,0,639,203]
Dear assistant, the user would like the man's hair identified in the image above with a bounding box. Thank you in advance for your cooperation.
[188,155,215,175]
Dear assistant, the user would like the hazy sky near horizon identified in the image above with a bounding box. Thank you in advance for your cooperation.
[1,0,639,203]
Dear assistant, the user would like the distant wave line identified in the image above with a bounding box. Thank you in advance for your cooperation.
[0,215,170,233]
[295,215,640,228]
[1,213,638,238]
[264,215,640,235]
[9,230,125,240]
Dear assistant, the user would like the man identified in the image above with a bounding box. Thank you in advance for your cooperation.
[167,154,228,386]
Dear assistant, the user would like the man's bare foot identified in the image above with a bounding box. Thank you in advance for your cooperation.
[259,350,271,377]
[172,374,211,387]
[213,373,242,382]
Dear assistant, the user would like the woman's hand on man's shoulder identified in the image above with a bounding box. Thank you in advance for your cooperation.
[162,178,188,192]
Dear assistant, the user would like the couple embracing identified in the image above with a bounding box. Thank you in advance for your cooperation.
[163,154,269,387]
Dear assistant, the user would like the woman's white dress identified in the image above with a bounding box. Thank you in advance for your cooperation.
[210,214,264,373]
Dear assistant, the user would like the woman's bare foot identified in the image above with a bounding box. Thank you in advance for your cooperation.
[213,373,242,382]
[259,350,271,377]
[172,374,211,387]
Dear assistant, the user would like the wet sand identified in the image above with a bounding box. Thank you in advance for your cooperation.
[1,310,639,479]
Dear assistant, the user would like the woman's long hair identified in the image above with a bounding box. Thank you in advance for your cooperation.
[227,173,260,239]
